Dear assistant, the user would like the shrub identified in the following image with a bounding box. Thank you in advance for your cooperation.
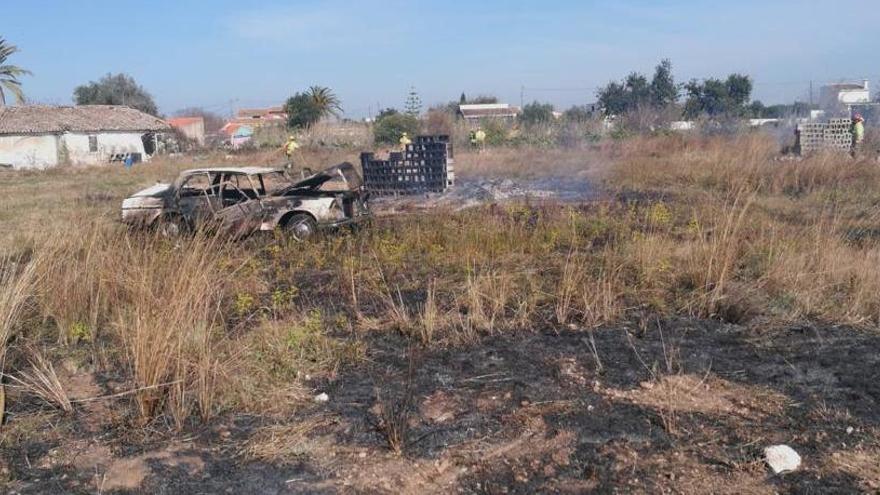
[422,109,454,136]
[286,93,322,129]
[373,112,420,145]
[481,119,510,146]
[519,101,555,126]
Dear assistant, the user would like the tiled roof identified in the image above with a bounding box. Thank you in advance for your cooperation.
[167,117,204,127]
[0,105,170,134]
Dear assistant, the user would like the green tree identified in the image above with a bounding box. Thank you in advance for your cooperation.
[597,81,628,116]
[469,95,498,104]
[598,60,680,116]
[73,73,159,116]
[285,93,322,129]
[404,86,422,116]
[683,74,753,118]
[749,100,766,118]
[562,105,594,122]
[376,107,399,120]
[0,38,31,105]
[306,85,342,119]
[649,59,678,107]
[725,74,752,108]
[519,101,554,126]
[373,112,419,145]
[625,72,651,107]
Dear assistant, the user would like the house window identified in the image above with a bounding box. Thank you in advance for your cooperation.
[88,135,98,152]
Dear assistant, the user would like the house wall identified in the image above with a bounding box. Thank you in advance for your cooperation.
[0,131,151,169]
[175,121,205,146]
[820,87,871,109]
[839,89,870,105]
[61,132,149,166]
[0,134,59,169]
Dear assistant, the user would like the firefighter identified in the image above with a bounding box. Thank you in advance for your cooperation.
[851,113,865,159]
[399,132,412,150]
[283,135,300,170]
[474,128,486,150]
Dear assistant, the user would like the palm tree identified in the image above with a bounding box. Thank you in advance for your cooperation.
[307,86,342,119]
[0,38,32,106]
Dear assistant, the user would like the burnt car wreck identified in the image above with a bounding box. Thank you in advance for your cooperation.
[121,163,370,240]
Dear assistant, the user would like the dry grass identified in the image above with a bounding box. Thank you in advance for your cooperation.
[8,346,72,413]
[0,257,35,370]
[240,414,338,464]
[0,131,879,432]
[113,233,232,424]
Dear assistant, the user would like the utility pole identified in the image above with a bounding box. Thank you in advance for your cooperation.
[809,80,813,107]
[520,85,524,108]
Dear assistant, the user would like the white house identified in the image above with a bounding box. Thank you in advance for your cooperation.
[0,105,170,169]
[458,103,521,127]
[819,80,870,110]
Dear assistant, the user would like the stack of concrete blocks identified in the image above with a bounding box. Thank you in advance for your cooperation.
[360,135,455,195]
[797,118,852,154]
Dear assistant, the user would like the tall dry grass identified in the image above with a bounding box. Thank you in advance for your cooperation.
[0,257,37,424]
[112,234,232,424]
[2,130,880,431]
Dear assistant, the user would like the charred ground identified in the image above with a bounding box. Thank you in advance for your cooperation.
[4,321,879,493]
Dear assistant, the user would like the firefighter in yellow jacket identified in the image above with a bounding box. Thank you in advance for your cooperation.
[851,114,865,158]
[283,136,300,170]
[399,132,412,150]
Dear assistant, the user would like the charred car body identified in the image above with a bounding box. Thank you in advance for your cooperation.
[121,163,370,240]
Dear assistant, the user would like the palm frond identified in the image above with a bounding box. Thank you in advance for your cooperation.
[0,38,30,104]
[307,85,343,117]
[0,65,33,78]
[0,79,25,104]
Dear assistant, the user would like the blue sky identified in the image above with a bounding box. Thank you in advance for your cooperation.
[4,0,879,117]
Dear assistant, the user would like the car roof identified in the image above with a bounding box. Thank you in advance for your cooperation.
[181,167,281,176]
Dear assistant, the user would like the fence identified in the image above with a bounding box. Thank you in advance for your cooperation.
[360,135,455,195]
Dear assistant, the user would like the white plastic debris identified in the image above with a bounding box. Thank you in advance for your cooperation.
[764,445,801,474]
[846,426,854,435]
[314,392,329,403]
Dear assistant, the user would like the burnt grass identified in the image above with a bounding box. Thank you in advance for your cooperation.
[5,319,880,494]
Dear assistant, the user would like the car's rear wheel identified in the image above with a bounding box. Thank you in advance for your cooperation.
[283,213,318,242]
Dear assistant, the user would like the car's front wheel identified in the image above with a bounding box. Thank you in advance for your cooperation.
[283,213,318,242]
[156,214,187,238]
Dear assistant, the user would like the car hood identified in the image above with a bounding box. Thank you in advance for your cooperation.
[278,162,363,194]
[129,183,172,198]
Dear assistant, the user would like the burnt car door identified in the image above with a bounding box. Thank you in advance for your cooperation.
[176,171,221,227]
[214,173,265,237]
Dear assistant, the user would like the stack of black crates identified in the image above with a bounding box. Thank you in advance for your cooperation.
[360,135,455,195]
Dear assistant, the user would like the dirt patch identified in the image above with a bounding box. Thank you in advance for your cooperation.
[57,369,116,433]
[420,390,462,424]
[828,449,880,491]
[605,374,789,419]
[97,443,205,492]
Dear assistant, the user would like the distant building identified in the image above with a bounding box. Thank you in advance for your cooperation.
[458,103,521,126]
[0,105,170,169]
[235,106,287,123]
[167,116,206,146]
[820,80,870,110]
[220,122,254,149]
